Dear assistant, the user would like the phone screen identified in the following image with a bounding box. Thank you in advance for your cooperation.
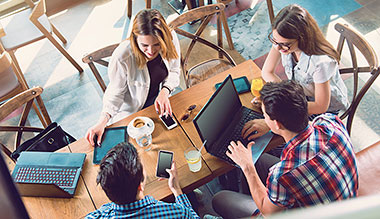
[160,115,177,128]
[156,151,173,178]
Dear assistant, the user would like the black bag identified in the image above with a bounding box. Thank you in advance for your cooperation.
[10,122,76,161]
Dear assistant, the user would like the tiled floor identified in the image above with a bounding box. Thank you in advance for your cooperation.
[2,0,380,217]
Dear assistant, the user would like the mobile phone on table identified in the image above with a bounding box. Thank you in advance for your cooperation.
[159,114,178,130]
[215,76,250,94]
[156,150,174,178]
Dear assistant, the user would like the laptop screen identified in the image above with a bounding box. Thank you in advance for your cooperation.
[193,75,242,147]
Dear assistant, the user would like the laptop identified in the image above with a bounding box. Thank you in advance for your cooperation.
[11,151,86,198]
[193,74,272,166]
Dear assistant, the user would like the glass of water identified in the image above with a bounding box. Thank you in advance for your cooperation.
[136,134,152,151]
[184,148,202,172]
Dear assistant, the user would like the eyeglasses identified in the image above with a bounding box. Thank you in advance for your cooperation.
[181,105,196,122]
[267,32,296,51]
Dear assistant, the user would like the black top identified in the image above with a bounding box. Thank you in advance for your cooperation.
[145,54,169,105]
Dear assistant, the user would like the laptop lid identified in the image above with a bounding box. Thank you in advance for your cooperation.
[193,75,242,150]
[12,152,86,198]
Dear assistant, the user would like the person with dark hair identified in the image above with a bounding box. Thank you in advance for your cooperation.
[85,142,199,219]
[211,81,358,218]
[86,8,181,146]
[245,4,349,142]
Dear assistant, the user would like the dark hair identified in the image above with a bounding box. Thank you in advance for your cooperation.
[260,80,309,133]
[129,9,178,68]
[272,4,340,62]
[96,142,144,204]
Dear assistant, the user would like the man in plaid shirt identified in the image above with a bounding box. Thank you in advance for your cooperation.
[212,80,358,218]
[85,142,199,219]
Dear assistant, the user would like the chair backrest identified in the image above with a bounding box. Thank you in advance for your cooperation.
[335,23,380,135]
[0,87,48,162]
[82,43,119,92]
[0,52,24,101]
[168,3,236,87]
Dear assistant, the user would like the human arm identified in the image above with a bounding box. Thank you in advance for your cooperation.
[241,119,271,140]
[307,80,330,115]
[226,141,283,215]
[261,45,283,83]
[155,86,172,117]
[85,112,110,146]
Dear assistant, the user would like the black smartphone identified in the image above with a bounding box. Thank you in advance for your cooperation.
[215,76,250,94]
[159,114,178,130]
[156,150,174,178]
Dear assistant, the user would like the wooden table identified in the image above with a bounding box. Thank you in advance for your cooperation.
[68,103,213,209]
[19,60,280,218]
[170,60,263,176]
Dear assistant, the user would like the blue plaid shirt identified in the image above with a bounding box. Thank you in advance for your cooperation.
[85,194,199,219]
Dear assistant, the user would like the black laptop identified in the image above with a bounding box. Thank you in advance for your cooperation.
[193,75,267,166]
[12,151,86,198]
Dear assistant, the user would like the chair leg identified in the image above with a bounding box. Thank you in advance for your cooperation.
[217,13,223,58]
[266,0,275,24]
[8,51,24,79]
[146,0,151,9]
[44,33,83,72]
[51,24,67,44]
[127,0,132,18]
[89,62,107,92]
[35,96,52,126]
[220,10,234,50]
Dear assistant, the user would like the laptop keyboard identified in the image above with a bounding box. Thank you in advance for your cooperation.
[13,167,78,188]
[215,107,263,165]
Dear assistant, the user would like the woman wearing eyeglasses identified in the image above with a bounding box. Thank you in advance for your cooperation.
[262,4,348,115]
[242,4,348,140]
[85,9,180,146]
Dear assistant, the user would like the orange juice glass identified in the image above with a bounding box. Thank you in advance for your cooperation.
[251,78,264,97]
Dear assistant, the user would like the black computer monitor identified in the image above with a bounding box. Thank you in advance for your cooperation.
[0,152,29,219]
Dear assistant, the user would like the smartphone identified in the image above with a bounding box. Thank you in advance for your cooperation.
[215,76,250,94]
[159,114,178,130]
[156,150,174,178]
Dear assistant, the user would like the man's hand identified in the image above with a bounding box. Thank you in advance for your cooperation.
[155,88,172,117]
[166,162,183,197]
[242,119,270,140]
[226,141,255,171]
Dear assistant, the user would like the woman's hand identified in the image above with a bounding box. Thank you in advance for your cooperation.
[85,115,108,146]
[154,88,172,117]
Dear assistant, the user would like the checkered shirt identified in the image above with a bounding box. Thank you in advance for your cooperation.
[85,194,199,219]
[267,113,358,209]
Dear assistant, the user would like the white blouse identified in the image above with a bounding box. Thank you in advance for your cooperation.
[281,52,349,112]
[102,30,181,123]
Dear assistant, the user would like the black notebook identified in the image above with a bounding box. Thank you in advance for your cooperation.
[93,126,128,164]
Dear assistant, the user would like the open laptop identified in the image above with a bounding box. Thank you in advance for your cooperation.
[193,75,272,166]
[11,151,86,198]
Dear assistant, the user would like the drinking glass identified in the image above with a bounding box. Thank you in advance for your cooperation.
[251,78,264,97]
[184,148,202,172]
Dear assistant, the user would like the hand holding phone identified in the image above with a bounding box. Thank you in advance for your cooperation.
[156,150,174,178]
[159,114,178,130]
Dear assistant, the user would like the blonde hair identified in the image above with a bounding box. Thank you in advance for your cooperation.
[273,4,340,62]
[128,9,178,68]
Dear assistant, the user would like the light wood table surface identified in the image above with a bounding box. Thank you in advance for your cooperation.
[69,104,213,209]
[5,147,96,219]
[170,60,267,176]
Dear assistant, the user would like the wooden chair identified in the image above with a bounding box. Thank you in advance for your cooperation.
[0,87,50,162]
[0,51,51,127]
[335,23,380,135]
[82,44,119,92]
[0,0,83,75]
[168,3,236,88]
[126,0,152,18]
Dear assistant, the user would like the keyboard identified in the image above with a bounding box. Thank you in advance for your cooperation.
[13,166,78,188]
[215,107,263,165]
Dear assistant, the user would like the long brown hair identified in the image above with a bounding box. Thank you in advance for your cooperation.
[272,4,340,62]
[128,9,178,68]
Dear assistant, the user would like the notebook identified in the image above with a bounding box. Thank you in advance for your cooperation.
[193,75,273,166]
[93,126,128,164]
[12,151,86,198]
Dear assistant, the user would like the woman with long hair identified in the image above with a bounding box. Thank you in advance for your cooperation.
[86,9,180,145]
[261,4,348,115]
